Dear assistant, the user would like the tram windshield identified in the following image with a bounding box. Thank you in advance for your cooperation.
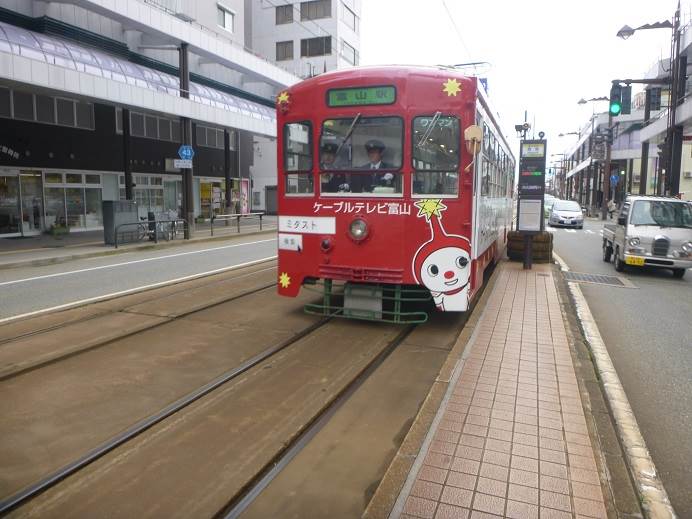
[320,116,403,195]
[412,114,460,196]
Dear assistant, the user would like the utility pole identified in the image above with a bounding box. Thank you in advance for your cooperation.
[602,111,613,220]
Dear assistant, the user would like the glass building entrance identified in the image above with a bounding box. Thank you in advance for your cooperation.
[0,174,21,236]
[0,171,44,237]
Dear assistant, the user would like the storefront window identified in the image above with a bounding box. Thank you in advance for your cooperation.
[20,172,43,233]
[200,181,225,217]
[85,188,102,227]
[65,187,85,228]
[66,173,83,184]
[45,187,65,227]
[0,175,20,234]
[45,173,63,183]
[85,174,100,184]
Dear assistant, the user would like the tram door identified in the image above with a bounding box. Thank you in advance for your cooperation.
[20,171,43,235]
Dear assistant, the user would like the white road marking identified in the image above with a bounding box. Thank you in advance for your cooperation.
[585,230,594,234]
[0,256,278,325]
[546,227,556,232]
[0,239,276,287]
[566,229,577,233]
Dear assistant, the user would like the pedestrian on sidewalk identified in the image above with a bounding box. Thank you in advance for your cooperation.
[607,199,616,219]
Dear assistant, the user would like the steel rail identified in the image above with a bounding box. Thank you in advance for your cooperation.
[0,279,277,383]
[0,259,278,346]
[218,324,416,519]
[0,317,330,515]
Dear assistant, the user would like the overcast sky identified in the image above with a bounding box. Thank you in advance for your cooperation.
[360,0,688,166]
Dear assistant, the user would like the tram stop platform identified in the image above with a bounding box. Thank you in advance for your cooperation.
[0,216,277,270]
[366,261,630,519]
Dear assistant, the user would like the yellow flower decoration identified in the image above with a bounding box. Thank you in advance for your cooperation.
[415,199,448,221]
[442,78,461,97]
[277,91,290,104]
[279,272,291,288]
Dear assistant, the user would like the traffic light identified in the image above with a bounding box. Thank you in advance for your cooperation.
[621,85,632,115]
[609,84,622,116]
[605,128,614,145]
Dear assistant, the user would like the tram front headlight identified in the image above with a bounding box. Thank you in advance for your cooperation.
[349,218,368,241]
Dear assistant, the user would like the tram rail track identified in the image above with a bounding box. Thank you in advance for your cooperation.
[0,258,278,345]
[0,318,330,515]
[0,261,322,504]
[3,316,410,518]
[0,261,278,381]
[218,323,416,519]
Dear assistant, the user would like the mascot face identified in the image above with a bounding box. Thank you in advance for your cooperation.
[419,246,471,293]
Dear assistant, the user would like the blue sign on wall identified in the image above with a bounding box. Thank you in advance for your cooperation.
[178,145,195,161]
[610,174,619,186]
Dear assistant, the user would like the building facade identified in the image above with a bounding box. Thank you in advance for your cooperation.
[0,0,298,238]
[245,0,361,213]
[561,22,692,209]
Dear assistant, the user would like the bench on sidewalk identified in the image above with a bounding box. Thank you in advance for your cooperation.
[210,212,264,235]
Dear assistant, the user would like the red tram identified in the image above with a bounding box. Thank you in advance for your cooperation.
[276,66,515,322]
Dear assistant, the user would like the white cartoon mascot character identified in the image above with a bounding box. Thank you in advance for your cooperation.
[413,200,472,312]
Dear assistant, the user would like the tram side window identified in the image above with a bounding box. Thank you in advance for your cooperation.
[320,116,403,195]
[412,115,459,196]
[284,122,313,194]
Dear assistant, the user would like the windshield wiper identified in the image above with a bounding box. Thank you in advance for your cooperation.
[417,111,442,149]
[335,113,361,157]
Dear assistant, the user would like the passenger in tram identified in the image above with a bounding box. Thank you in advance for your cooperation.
[321,142,350,193]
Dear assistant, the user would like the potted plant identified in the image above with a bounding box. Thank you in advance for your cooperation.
[48,223,70,236]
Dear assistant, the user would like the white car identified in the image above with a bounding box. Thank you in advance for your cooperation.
[549,200,584,229]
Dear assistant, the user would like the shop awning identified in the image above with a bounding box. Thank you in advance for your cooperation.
[566,157,592,179]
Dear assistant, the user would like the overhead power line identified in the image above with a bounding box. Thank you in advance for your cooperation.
[440,0,477,74]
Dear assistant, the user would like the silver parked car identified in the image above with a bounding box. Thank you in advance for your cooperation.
[549,200,584,229]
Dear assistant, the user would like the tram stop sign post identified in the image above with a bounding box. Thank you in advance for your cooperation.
[517,139,547,270]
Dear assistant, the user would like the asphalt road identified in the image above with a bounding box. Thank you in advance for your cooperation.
[550,218,692,516]
[0,236,277,320]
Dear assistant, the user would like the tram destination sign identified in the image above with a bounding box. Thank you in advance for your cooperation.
[327,86,396,107]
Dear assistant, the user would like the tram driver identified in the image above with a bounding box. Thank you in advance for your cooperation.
[360,139,395,192]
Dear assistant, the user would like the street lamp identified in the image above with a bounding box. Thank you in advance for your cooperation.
[616,20,673,40]
[617,3,682,197]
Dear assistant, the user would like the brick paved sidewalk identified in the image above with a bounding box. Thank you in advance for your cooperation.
[393,262,607,519]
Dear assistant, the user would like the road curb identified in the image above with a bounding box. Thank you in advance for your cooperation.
[553,252,677,519]
[0,228,277,271]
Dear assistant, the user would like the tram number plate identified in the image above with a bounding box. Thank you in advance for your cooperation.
[278,233,302,251]
[625,256,645,266]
